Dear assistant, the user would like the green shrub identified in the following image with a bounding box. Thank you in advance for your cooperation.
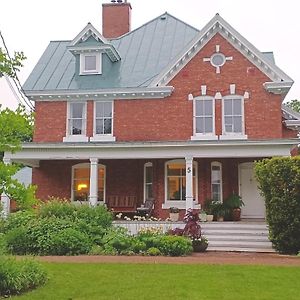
[37,198,76,218]
[5,226,32,255]
[255,157,300,254]
[146,247,161,256]
[157,235,193,256]
[3,210,36,232]
[0,233,7,255]
[49,228,92,255]
[0,256,47,297]
[130,240,147,254]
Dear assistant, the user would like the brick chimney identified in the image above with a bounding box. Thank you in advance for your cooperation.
[102,0,132,39]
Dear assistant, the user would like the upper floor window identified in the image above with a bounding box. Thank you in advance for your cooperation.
[192,96,217,140]
[221,96,247,139]
[80,52,102,75]
[90,101,116,142]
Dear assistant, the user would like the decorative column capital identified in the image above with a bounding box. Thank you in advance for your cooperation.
[90,158,98,164]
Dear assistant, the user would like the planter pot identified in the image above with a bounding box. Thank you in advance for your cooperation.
[217,216,224,222]
[169,212,179,222]
[232,208,241,221]
[199,212,207,222]
[206,214,214,222]
[192,240,208,252]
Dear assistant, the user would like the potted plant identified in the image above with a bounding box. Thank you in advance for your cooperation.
[225,194,244,221]
[203,199,214,222]
[192,236,208,252]
[211,200,226,221]
[169,207,180,221]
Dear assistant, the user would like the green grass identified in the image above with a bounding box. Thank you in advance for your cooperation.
[12,263,300,300]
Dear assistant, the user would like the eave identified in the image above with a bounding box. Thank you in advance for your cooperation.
[264,82,294,95]
[25,86,174,101]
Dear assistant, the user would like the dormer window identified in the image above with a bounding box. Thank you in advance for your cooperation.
[80,52,102,75]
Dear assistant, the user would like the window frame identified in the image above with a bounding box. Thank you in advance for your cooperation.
[163,159,198,209]
[80,52,102,75]
[63,102,88,142]
[143,162,153,203]
[90,101,116,142]
[191,96,218,140]
[220,95,247,140]
[211,161,223,203]
[71,162,106,204]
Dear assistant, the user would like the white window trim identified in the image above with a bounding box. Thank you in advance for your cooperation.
[220,95,248,140]
[163,159,199,209]
[191,96,218,141]
[143,162,153,203]
[211,161,223,203]
[90,101,116,142]
[71,162,106,204]
[80,52,102,75]
[63,102,88,142]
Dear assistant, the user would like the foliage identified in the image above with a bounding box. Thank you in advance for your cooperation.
[169,207,179,213]
[286,99,300,113]
[210,200,226,217]
[0,233,7,254]
[203,199,214,214]
[224,194,244,209]
[0,256,47,297]
[255,157,300,254]
[156,235,192,256]
[0,47,26,79]
[146,247,161,256]
[2,210,36,232]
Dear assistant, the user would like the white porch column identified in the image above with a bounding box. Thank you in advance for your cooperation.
[89,158,98,207]
[1,158,11,218]
[185,156,193,211]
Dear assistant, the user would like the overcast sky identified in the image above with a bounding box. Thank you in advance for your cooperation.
[1,0,299,110]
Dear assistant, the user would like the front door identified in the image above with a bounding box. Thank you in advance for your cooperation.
[239,162,265,219]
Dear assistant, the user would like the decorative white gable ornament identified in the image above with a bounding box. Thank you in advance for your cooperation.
[203,45,233,73]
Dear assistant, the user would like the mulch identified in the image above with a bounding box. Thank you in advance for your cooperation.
[38,252,300,266]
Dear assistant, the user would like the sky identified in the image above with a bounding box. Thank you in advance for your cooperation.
[1,0,300,110]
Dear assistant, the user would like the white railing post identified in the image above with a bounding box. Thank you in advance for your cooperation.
[89,158,98,207]
[1,158,12,218]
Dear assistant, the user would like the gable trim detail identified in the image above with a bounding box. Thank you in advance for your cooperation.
[150,14,293,93]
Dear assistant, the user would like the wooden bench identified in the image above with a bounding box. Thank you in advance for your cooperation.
[107,195,137,213]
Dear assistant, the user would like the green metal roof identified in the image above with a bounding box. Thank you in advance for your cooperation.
[23,13,199,92]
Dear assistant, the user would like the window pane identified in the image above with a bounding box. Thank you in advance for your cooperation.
[103,119,112,134]
[146,166,153,183]
[72,119,82,135]
[233,116,242,133]
[74,168,89,179]
[96,103,104,118]
[96,119,104,134]
[224,100,232,115]
[85,55,96,71]
[204,100,213,115]
[167,164,184,176]
[146,184,153,199]
[71,103,84,118]
[212,184,221,201]
[212,167,221,184]
[168,177,180,200]
[195,101,203,116]
[204,117,213,133]
[196,117,204,133]
[103,102,112,117]
[233,99,242,115]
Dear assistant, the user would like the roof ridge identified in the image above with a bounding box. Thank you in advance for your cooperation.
[110,11,199,41]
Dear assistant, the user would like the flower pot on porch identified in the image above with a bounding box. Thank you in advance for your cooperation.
[192,239,208,252]
[232,208,241,221]
[217,216,224,222]
[206,214,214,222]
[169,212,179,222]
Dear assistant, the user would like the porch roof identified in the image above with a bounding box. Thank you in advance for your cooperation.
[4,139,298,167]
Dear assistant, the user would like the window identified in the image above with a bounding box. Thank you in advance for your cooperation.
[221,96,247,139]
[72,163,105,202]
[165,160,197,202]
[80,52,101,75]
[192,96,217,140]
[144,162,153,202]
[211,162,222,202]
[90,101,115,142]
[211,53,226,68]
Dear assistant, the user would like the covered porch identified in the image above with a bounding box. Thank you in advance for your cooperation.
[3,139,296,219]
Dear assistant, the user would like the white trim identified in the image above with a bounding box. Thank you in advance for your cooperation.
[221,95,248,139]
[143,162,153,203]
[192,96,217,139]
[91,100,116,142]
[150,14,293,91]
[164,159,198,206]
[63,102,88,142]
[211,161,223,203]
[71,162,106,204]
[162,201,201,210]
[80,52,102,75]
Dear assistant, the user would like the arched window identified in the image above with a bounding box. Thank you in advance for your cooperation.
[72,163,106,202]
[165,159,197,203]
[211,161,222,202]
[144,162,153,202]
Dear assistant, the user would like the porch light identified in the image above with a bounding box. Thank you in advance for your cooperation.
[77,183,88,191]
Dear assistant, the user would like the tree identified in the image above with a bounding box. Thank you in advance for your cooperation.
[0,46,36,211]
[286,99,300,113]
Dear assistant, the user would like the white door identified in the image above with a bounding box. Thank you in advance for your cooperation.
[239,162,265,219]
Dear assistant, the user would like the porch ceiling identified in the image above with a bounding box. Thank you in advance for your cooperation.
[4,139,298,167]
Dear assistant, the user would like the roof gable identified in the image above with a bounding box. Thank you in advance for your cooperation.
[151,14,293,95]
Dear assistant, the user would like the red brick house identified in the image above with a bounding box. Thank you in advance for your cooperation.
[4,1,300,219]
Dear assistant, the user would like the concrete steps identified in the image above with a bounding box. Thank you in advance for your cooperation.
[201,222,274,253]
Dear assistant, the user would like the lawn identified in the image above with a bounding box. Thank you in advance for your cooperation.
[12,263,300,300]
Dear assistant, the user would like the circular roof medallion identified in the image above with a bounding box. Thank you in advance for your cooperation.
[210,53,226,67]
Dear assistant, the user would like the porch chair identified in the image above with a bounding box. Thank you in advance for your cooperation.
[136,198,154,216]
